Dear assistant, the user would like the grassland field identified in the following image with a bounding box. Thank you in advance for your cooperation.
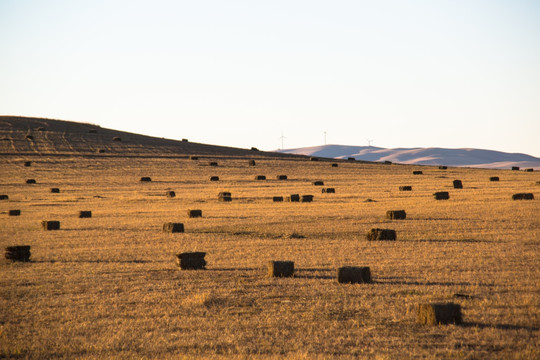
[1,153,539,359]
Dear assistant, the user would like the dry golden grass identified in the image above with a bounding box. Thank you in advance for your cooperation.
[1,154,539,359]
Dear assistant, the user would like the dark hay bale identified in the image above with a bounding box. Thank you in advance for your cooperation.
[182,138,188,142]
[0,195,9,200]
[50,188,60,193]
[313,181,324,186]
[9,210,21,216]
[489,177,499,182]
[267,261,294,277]
[163,222,184,233]
[26,179,36,184]
[277,175,288,180]
[166,191,176,198]
[5,246,31,262]
[301,195,314,202]
[439,166,447,170]
[97,149,105,153]
[249,160,256,166]
[219,196,232,202]
[525,168,534,172]
[413,171,423,175]
[417,303,462,325]
[384,161,392,164]
[42,220,60,230]
[187,209,202,218]
[512,166,519,171]
[399,186,412,191]
[310,157,319,161]
[337,266,371,284]
[89,129,97,134]
[140,177,152,182]
[273,196,284,202]
[113,137,122,142]
[218,192,232,202]
[254,175,266,180]
[25,135,34,140]
[210,176,220,181]
[251,147,259,151]
[176,252,206,270]
[434,191,450,200]
[386,210,406,220]
[366,228,396,241]
[347,157,355,161]
[209,162,218,166]
[322,188,335,193]
[79,211,92,218]
[190,156,199,160]
[512,193,534,200]
[453,180,463,189]
[24,161,32,167]
[331,163,338,167]
[286,194,300,202]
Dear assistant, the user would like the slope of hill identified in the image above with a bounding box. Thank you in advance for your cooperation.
[0,116,297,159]
[277,144,540,170]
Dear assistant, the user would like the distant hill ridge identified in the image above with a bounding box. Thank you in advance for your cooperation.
[277,144,540,170]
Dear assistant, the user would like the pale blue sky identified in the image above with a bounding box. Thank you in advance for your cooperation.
[1,0,539,156]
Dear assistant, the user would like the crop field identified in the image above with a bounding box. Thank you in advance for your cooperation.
[1,153,539,359]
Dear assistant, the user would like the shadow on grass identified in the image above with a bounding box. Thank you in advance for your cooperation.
[461,322,538,331]
[33,259,156,264]
[375,278,492,287]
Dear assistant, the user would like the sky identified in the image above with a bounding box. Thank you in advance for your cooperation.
[1,0,539,156]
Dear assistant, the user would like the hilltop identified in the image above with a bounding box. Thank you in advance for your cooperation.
[277,144,540,170]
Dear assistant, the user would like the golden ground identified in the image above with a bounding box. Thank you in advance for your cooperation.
[1,153,539,359]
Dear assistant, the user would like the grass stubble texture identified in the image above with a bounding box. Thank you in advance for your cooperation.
[0,156,539,359]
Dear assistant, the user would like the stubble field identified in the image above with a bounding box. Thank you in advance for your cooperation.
[1,155,539,359]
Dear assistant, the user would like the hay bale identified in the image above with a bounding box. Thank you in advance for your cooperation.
[187,209,202,218]
[386,210,406,220]
[286,194,300,202]
[347,157,355,161]
[79,211,92,218]
[140,177,152,182]
[384,161,392,164]
[399,186,412,191]
[218,192,232,202]
[273,196,284,202]
[255,175,266,180]
[301,195,314,202]
[276,175,288,180]
[525,168,534,172]
[5,246,31,262]
[42,220,60,230]
[366,228,396,241]
[26,179,36,184]
[313,181,324,186]
[113,136,122,142]
[489,177,499,182]
[453,180,463,189]
[417,303,462,325]
[24,161,32,167]
[331,163,338,167]
[337,266,371,284]
[439,166,447,170]
[176,252,206,270]
[190,156,199,160]
[267,261,294,277]
[163,222,184,233]
[209,162,218,166]
[9,210,21,216]
[251,147,259,151]
[512,193,534,200]
[413,171,423,175]
[97,149,105,153]
[25,135,34,140]
[219,196,232,202]
[249,160,256,166]
[322,188,335,193]
[166,191,176,198]
[182,138,188,142]
[512,166,519,171]
[310,157,319,161]
[0,195,8,200]
[433,191,450,200]
[210,176,219,181]
[50,188,60,193]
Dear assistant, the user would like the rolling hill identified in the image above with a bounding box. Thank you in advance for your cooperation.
[277,144,540,170]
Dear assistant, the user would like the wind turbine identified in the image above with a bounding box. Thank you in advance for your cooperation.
[279,132,287,150]
[366,138,374,148]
